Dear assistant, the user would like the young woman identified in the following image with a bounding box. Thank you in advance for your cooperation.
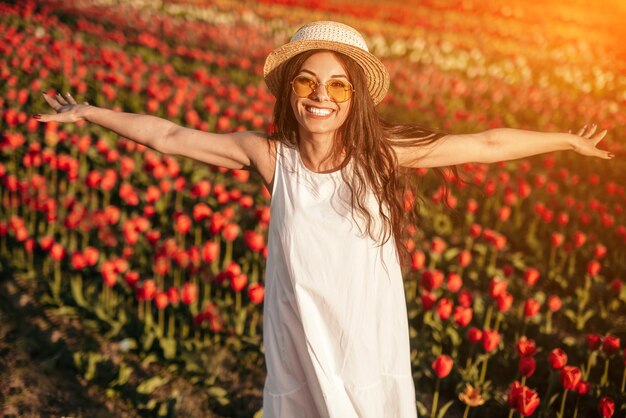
[35,20,612,418]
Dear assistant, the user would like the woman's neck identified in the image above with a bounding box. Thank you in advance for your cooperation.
[297,131,345,173]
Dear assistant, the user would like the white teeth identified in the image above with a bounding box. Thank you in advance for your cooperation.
[306,106,333,116]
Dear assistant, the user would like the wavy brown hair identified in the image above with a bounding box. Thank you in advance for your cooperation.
[270,49,462,266]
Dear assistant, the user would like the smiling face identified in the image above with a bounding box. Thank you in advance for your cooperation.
[289,51,352,143]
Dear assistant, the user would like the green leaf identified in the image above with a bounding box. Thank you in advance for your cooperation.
[207,386,230,406]
[253,408,264,418]
[437,400,455,418]
[85,352,101,382]
[71,276,87,307]
[141,353,158,367]
[137,376,167,395]
[443,247,461,262]
[110,362,133,387]
[159,337,177,359]
[416,400,428,416]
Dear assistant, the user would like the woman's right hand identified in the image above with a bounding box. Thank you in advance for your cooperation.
[33,91,91,123]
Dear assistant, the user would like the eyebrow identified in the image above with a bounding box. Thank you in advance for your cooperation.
[299,69,349,79]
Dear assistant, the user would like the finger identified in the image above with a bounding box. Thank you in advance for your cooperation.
[32,113,54,122]
[84,101,90,105]
[592,129,608,145]
[56,93,69,105]
[584,124,598,138]
[65,92,77,105]
[42,93,62,110]
[576,124,587,136]
[568,129,572,134]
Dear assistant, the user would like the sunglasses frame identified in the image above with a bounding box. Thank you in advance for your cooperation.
[290,75,355,103]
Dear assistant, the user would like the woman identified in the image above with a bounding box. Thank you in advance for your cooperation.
[35,20,612,418]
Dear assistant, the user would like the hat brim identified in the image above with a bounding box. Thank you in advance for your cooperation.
[263,40,390,106]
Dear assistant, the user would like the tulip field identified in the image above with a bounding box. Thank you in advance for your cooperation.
[2,0,626,416]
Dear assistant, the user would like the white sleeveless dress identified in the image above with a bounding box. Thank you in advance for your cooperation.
[262,142,418,418]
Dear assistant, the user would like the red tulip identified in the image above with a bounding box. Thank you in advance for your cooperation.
[457,250,472,267]
[167,286,180,305]
[482,328,500,352]
[602,334,620,355]
[560,366,582,390]
[516,336,537,358]
[598,396,615,418]
[495,291,513,312]
[547,295,562,312]
[248,282,265,304]
[489,277,507,299]
[422,269,444,291]
[431,237,446,254]
[181,282,198,305]
[587,260,601,277]
[586,334,602,350]
[155,291,168,309]
[453,306,472,327]
[244,230,265,252]
[519,356,536,378]
[200,241,218,263]
[411,250,426,270]
[523,268,540,286]
[523,298,541,318]
[508,381,540,417]
[221,223,240,242]
[576,381,590,395]
[467,327,483,344]
[50,242,65,261]
[469,223,482,238]
[446,272,463,293]
[432,354,453,378]
[436,298,453,320]
[551,232,564,247]
[548,348,568,370]
[231,273,248,292]
[174,212,192,235]
[497,206,511,222]
[421,291,437,310]
[457,290,473,308]
[140,279,156,301]
[70,251,87,270]
[573,231,587,247]
[594,243,607,259]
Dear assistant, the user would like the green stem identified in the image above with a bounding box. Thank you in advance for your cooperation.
[168,311,175,338]
[558,390,568,418]
[483,305,493,330]
[479,355,490,385]
[601,358,610,387]
[463,404,470,418]
[430,378,440,418]
[573,396,580,418]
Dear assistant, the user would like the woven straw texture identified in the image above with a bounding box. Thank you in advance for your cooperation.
[264,21,390,105]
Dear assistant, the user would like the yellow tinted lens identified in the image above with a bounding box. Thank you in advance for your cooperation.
[292,76,315,97]
[327,80,352,102]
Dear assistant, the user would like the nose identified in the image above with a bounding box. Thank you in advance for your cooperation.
[311,82,331,101]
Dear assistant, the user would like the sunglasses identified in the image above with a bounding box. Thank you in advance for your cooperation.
[290,75,355,103]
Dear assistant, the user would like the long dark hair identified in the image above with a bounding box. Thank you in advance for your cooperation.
[270,49,461,266]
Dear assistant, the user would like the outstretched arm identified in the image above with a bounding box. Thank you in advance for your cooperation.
[35,91,276,189]
[394,124,613,168]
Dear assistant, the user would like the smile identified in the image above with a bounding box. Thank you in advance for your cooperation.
[305,106,334,117]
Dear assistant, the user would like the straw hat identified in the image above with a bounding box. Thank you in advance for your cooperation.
[263,21,390,105]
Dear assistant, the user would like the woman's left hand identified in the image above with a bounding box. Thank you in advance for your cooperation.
[568,123,614,159]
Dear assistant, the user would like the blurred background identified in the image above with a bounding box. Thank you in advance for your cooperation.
[1,0,625,417]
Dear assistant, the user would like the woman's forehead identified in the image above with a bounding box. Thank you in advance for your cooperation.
[298,51,349,77]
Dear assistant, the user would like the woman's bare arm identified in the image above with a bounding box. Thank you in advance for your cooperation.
[393,125,613,168]
[35,91,276,188]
